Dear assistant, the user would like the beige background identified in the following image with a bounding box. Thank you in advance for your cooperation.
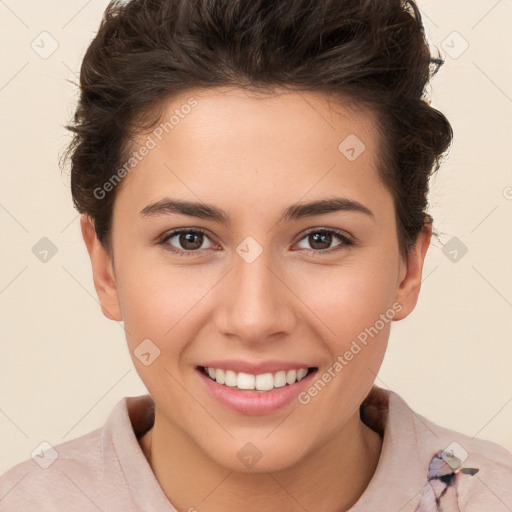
[0,0,511,475]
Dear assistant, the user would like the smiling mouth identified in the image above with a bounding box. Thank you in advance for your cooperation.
[198,365,318,393]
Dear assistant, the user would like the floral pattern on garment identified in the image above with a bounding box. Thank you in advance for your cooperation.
[414,449,479,512]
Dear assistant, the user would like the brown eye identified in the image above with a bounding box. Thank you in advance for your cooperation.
[295,229,353,254]
[308,232,334,250]
[162,229,214,254]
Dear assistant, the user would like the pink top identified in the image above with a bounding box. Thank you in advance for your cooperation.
[1,386,511,511]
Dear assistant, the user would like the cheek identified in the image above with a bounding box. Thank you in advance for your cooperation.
[115,257,215,350]
[295,255,399,341]
[292,253,399,404]
[115,264,205,396]
[292,263,396,427]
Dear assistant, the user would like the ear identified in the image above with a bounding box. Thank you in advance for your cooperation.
[80,215,122,321]
[393,218,432,321]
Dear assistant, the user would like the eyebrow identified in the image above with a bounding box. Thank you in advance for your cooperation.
[139,197,375,224]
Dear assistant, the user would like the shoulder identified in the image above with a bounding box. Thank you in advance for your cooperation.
[359,386,512,510]
[0,395,148,512]
[0,427,108,511]
[402,395,512,510]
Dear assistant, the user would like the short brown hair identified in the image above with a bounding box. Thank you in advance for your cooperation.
[61,0,453,259]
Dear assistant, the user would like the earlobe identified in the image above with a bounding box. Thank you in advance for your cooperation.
[80,215,123,321]
[393,220,432,321]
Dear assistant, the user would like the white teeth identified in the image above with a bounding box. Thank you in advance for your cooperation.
[215,368,225,385]
[296,368,308,381]
[224,370,237,387]
[274,370,287,388]
[255,373,274,391]
[203,366,313,391]
[237,372,255,390]
[286,370,297,385]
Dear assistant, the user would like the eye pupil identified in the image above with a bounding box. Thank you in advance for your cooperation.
[181,232,203,250]
[310,232,332,250]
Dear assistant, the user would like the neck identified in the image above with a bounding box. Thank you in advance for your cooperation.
[139,410,382,512]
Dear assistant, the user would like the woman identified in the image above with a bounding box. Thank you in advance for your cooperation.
[1,0,511,510]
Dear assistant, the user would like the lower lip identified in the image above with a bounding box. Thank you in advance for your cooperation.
[196,367,318,416]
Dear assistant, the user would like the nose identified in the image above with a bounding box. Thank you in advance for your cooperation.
[214,247,297,345]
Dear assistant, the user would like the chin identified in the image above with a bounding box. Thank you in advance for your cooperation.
[204,437,309,474]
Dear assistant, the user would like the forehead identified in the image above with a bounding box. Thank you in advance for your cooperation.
[138,86,378,155]
[115,87,389,221]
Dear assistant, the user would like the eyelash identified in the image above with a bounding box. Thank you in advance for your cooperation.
[159,227,354,257]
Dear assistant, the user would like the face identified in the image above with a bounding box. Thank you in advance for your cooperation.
[82,87,430,472]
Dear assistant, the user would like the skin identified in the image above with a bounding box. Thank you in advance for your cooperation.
[81,87,431,512]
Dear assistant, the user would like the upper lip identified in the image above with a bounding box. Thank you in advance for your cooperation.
[198,360,317,375]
